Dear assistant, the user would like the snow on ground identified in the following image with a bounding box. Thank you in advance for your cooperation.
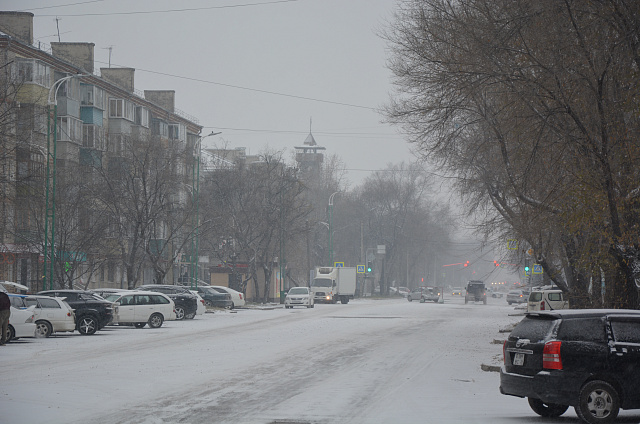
[2,296,639,424]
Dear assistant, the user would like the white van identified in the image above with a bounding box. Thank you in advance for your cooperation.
[527,289,569,311]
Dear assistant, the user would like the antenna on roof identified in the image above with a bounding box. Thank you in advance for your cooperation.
[309,116,312,134]
[103,46,114,68]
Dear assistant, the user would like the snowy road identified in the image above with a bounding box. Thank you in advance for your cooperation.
[3,296,638,423]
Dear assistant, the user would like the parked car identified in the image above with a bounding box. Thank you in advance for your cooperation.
[451,287,463,296]
[465,280,487,304]
[5,306,37,342]
[506,289,529,305]
[209,285,245,308]
[37,290,115,335]
[284,287,314,308]
[136,285,199,320]
[190,290,206,316]
[23,295,76,337]
[188,286,233,309]
[488,288,504,298]
[397,287,410,297]
[407,287,424,302]
[500,309,640,423]
[102,291,176,328]
[527,288,569,311]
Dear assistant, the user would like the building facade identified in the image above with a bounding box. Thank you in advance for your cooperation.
[0,12,203,291]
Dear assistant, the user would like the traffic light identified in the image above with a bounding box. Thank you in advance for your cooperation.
[524,265,530,275]
[463,260,470,267]
[367,261,373,273]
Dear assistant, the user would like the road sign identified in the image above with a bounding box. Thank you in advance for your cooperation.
[533,264,543,274]
[356,265,365,273]
[507,239,518,250]
[334,262,344,268]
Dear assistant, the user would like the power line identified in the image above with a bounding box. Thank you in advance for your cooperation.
[30,0,301,17]
[93,59,377,111]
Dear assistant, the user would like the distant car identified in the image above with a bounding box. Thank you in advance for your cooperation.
[37,290,115,335]
[501,309,640,423]
[102,291,176,328]
[451,287,463,296]
[397,287,410,297]
[420,287,440,303]
[188,286,234,309]
[209,285,245,308]
[5,306,37,342]
[23,295,76,337]
[284,287,314,308]
[136,285,199,320]
[489,289,504,298]
[527,289,568,311]
[506,289,529,305]
[465,281,487,304]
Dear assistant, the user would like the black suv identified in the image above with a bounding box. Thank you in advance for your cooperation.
[136,285,198,320]
[465,280,486,304]
[500,309,640,423]
[37,290,114,335]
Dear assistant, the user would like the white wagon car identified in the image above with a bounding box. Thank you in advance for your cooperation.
[103,291,176,328]
[24,295,76,337]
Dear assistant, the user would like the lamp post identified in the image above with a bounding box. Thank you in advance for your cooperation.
[328,191,339,266]
[189,131,220,289]
[43,73,88,291]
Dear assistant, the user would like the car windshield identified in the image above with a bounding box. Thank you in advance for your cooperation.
[288,288,308,295]
[311,278,332,288]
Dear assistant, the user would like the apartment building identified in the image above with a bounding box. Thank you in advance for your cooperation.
[0,11,203,291]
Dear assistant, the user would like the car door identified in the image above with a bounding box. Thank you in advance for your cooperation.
[134,294,155,322]
[116,294,136,323]
[608,316,640,408]
[35,297,65,328]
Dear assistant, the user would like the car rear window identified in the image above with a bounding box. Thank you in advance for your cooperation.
[557,318,606,343]
[610,320,640,344]
[548,292,563,301]
[510,316,557,342]
[529,292,542,302]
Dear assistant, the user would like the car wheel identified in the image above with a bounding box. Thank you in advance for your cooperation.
[229,303,235,310]
[307,304,312,308]
[204,300,213,307]
[35,320,53,338]
[175,306,185,320]
[148,313,164,328]
[464,296,469,304]
[77,315,98,335]
[185,311,196,319]
[311,304,314,308]
[508,301,512,305]
[419,297,425,303]
[5,325,15,342]
[575,380,620,424]
[408,296,413,302]
[134,322,146,328]
[528,398,569,417]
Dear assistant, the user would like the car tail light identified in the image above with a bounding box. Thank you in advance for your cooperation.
[239,294,243,300]
[25,314,35,323]
[200,299,205,305]
[543,341,562,370]
[540,301,545,310]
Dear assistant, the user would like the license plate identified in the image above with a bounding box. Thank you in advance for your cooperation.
[514,353,525,366]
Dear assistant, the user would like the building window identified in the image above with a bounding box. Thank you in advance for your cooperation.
[151,118,168,138]
[135,106,150,128]
[81,84,105,109]
[83,125,105,150]
[15,59,51,87]
[109,98,124,118]
[108,133,130,155]
[56,116,82,142]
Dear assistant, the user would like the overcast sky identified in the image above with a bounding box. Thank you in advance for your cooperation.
[6,0,415,187]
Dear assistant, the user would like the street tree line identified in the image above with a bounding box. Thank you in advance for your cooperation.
[384,0,640,308]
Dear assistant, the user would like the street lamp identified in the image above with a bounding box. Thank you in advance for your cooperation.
[328,191,339,266]
[189,130,221,289]
[43,73,89,290]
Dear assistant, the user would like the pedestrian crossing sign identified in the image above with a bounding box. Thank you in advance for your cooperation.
[357,265,365,273]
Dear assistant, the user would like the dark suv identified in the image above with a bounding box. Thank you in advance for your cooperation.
[136,285,198,320]
[465,280,486,304]
[37,290,114,335]
[188,285,233,309]
[500,309,640,423]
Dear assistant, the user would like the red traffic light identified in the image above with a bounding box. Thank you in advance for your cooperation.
[463,260,469,267]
